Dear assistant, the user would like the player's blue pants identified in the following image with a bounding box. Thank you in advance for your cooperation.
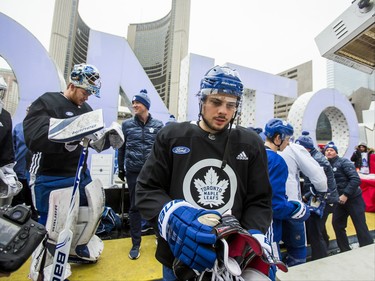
[282,220,307,266]
[34,169,92,225]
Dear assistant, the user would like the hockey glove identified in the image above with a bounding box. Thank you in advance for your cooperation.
[0,163,22,198]
[64,141,80,152]
[308,195,326,218]
[90,122,124,152]
[158,200,221,272]
[246,230,288,276]
[289,200,310,222]
[174,214,263,280]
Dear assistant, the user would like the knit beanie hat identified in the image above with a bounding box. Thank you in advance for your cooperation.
[132,89,151,110]
[325,141,338,153]
[166,114,176,125]
[295,131,314,149]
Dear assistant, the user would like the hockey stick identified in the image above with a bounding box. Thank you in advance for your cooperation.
[49,138,90,281]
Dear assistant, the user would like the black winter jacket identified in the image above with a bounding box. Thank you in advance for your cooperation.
[350,149,373,171]
[117,114,163,173]
[328,156,362,199]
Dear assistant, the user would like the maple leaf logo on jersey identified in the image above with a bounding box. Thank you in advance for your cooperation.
[194,167,228,208]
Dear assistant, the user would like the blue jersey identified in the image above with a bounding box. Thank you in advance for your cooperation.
[266,148,298,244]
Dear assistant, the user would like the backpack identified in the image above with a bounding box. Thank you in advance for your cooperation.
[96,206,121,235]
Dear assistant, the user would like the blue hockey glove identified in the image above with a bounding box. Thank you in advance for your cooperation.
[289,200,310,222]
[158,200,221,272]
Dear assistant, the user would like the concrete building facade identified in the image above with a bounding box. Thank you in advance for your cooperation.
[127,0,190,116]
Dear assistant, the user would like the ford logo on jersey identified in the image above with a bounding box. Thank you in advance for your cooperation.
[172,146,190,154]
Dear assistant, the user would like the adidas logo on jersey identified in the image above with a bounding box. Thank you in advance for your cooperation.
[236,151,248,160]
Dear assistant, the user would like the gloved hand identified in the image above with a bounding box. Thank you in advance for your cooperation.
[158,200,220,272]
[246,230,288,276]
[118,169,125,182]
[64,140,81,152]
[308,195,326,218]
[90,122,124,153]
[0,163,23,198]
[289,200,310,222]
[209,215,263,277]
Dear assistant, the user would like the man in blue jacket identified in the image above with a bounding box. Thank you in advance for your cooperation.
[325,142,373,252]
[117,89,163,260]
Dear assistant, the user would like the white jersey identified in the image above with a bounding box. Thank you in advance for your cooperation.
[279,143,327,200]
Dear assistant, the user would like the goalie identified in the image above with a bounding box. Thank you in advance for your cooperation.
[136,65,284,280]
[23,63,124,280]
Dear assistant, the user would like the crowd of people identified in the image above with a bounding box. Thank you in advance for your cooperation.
[0,63,374,280]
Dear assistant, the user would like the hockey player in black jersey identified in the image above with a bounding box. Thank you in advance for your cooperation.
[24,64,111,281]
[136,65,275,280]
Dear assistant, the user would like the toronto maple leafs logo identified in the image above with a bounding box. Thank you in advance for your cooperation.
[194,167,228,207]
[183,158,237,214]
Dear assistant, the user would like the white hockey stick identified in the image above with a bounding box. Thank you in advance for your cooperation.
[49,138,89,281]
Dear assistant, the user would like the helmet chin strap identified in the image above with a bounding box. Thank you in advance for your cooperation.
[271,136,284,151]
[220,110,238,169]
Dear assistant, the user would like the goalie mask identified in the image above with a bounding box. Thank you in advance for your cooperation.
[70,64,101,98]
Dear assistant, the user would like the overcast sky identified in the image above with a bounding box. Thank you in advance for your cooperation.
[1,0,352,90]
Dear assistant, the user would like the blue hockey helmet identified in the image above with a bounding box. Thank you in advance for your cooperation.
[264,118,294,140]
[70,63,101,98]
[198,65,243,102]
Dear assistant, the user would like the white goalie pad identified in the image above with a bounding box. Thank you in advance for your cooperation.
[0,163,22,199]
[29,187,77,281]
[70,178,105,261]
[45,187,79,241]
[90,122,124,152]
[48,109,104,143]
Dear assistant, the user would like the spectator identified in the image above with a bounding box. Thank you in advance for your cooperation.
[325,142,373,253]
[136,65,273,280]
[296,131,339,260]
[165,114,177,125]
[350,142,374,174]
[117,89,164,260]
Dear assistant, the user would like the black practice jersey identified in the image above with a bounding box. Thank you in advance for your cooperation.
[23,92,92,177]
[136,121,272,267]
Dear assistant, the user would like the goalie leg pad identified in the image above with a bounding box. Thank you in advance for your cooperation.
[70,178,105,261]
[29,187,77,281]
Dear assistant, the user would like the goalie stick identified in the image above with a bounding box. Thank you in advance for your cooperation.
[49,138,90,281]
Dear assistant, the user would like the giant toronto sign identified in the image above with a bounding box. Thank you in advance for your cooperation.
[0,12,360,158]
